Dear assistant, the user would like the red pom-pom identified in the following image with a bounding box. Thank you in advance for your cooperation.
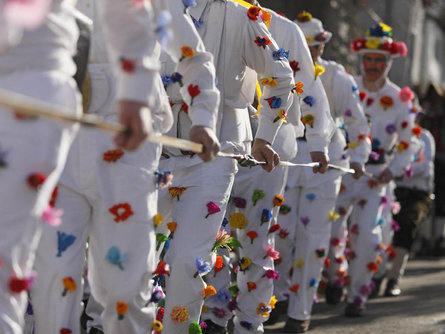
[27,173,46,189]
[9,276,29,293]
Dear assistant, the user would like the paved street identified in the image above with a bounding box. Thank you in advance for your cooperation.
[264,257,445,334]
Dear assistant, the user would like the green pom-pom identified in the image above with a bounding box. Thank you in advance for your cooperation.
[189,322,202,334]
[229,284,239,297]
[158,298,165,308]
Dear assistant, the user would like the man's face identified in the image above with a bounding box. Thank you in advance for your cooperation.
[308,44,324,64]
[362,52,389,82]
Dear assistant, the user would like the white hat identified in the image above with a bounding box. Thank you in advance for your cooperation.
[350,22,407,58]
[294,12,332,46]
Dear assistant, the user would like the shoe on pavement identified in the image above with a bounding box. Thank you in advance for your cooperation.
[344,303,365,317]
[384,278,401,297]
[369,277,384,299]
[202,320,228,334]
[325,284,343,305]
[283,317,310,333]
[265,300,288,325]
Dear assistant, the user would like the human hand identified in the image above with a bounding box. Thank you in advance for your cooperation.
[189,125,220,162]
[310,151,329,173]
[251,138,280,172]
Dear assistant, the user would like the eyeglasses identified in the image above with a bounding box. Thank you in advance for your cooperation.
[363,55,388,64]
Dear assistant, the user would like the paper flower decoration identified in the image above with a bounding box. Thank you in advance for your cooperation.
[203,285,217,298]
[300,216,310,227]
[315,248,326,258]
[294,258,305,268]
[246,230,258,244]
[168,187,187,201]
[194,258,212,278]
[180,46,195,61]
[264,269,279,280]
[289,284,300,293]
[229,212,247,229]
[252,189,265,206]
[302,114,315,127]
[103,149,124,162]
[205,201,221,218]
[57,231,76,257]
[292,81,304,95]
[261,209,272,225]
[182,0,196,13]
[188,84,201,106]
[106,246,128,271]
[379,96,394,110]
[314,62,325,79]
[254,36,272,49]
[260,77,277,87]
[263,245,280,259]
[109,203,134,223]
[120,58,135,73]
[256,302,272,317]
[268,224,281,234]
[62,277,77,296]
[367,262,378,272]
[239,257,252,272]
[273,109,287,123]
[214,256,225,273]
[116,301,129,320]
[272,48,289,61]
[279,229,290,238]
[279,205,291,215]
[247,281,257,292]
[290,60,300,73]
[153,213,163,227]
[212,230,232,252]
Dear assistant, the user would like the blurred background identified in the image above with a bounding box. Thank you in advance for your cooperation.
[259,0,445,254]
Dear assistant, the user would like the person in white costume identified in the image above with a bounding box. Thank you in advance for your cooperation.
[156,0,308,333]
[269,12,370,333]
[199,3,336,334]
[31,1,221,334]
[325,22,420,317]
[0,0,81,332]
[384,111,434,297]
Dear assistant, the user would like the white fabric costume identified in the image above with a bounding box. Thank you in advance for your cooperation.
[31,1,219,333]
[200,9,335,334]
[157,1,297,333]
[326,76,418,308]
[0,1,80,333]
[274,56,370,321]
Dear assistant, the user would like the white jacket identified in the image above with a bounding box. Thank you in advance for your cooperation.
[162,0,295,155]
[355,76,419,177]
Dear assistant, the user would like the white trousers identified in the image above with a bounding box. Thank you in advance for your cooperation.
[326,173,386,306]
[0,70,79,334]
[32,128,161,334]
[158,156,237,334]
[229,165,288,334]
[274,171,341,321]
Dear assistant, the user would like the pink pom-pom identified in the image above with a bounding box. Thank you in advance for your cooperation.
[397,42,408,57]
[399,86,414,103]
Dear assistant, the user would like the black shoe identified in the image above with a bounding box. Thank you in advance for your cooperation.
[325,284,343,305]
[384,278,401,297]
[344,303,365,317]
[202,320,228,334]
[88,328,104,334]
[369,277,383,299]
[283,317,310,333]
[264,300,288,325]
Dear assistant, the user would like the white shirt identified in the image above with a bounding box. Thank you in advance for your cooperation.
[356,76,419,176]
